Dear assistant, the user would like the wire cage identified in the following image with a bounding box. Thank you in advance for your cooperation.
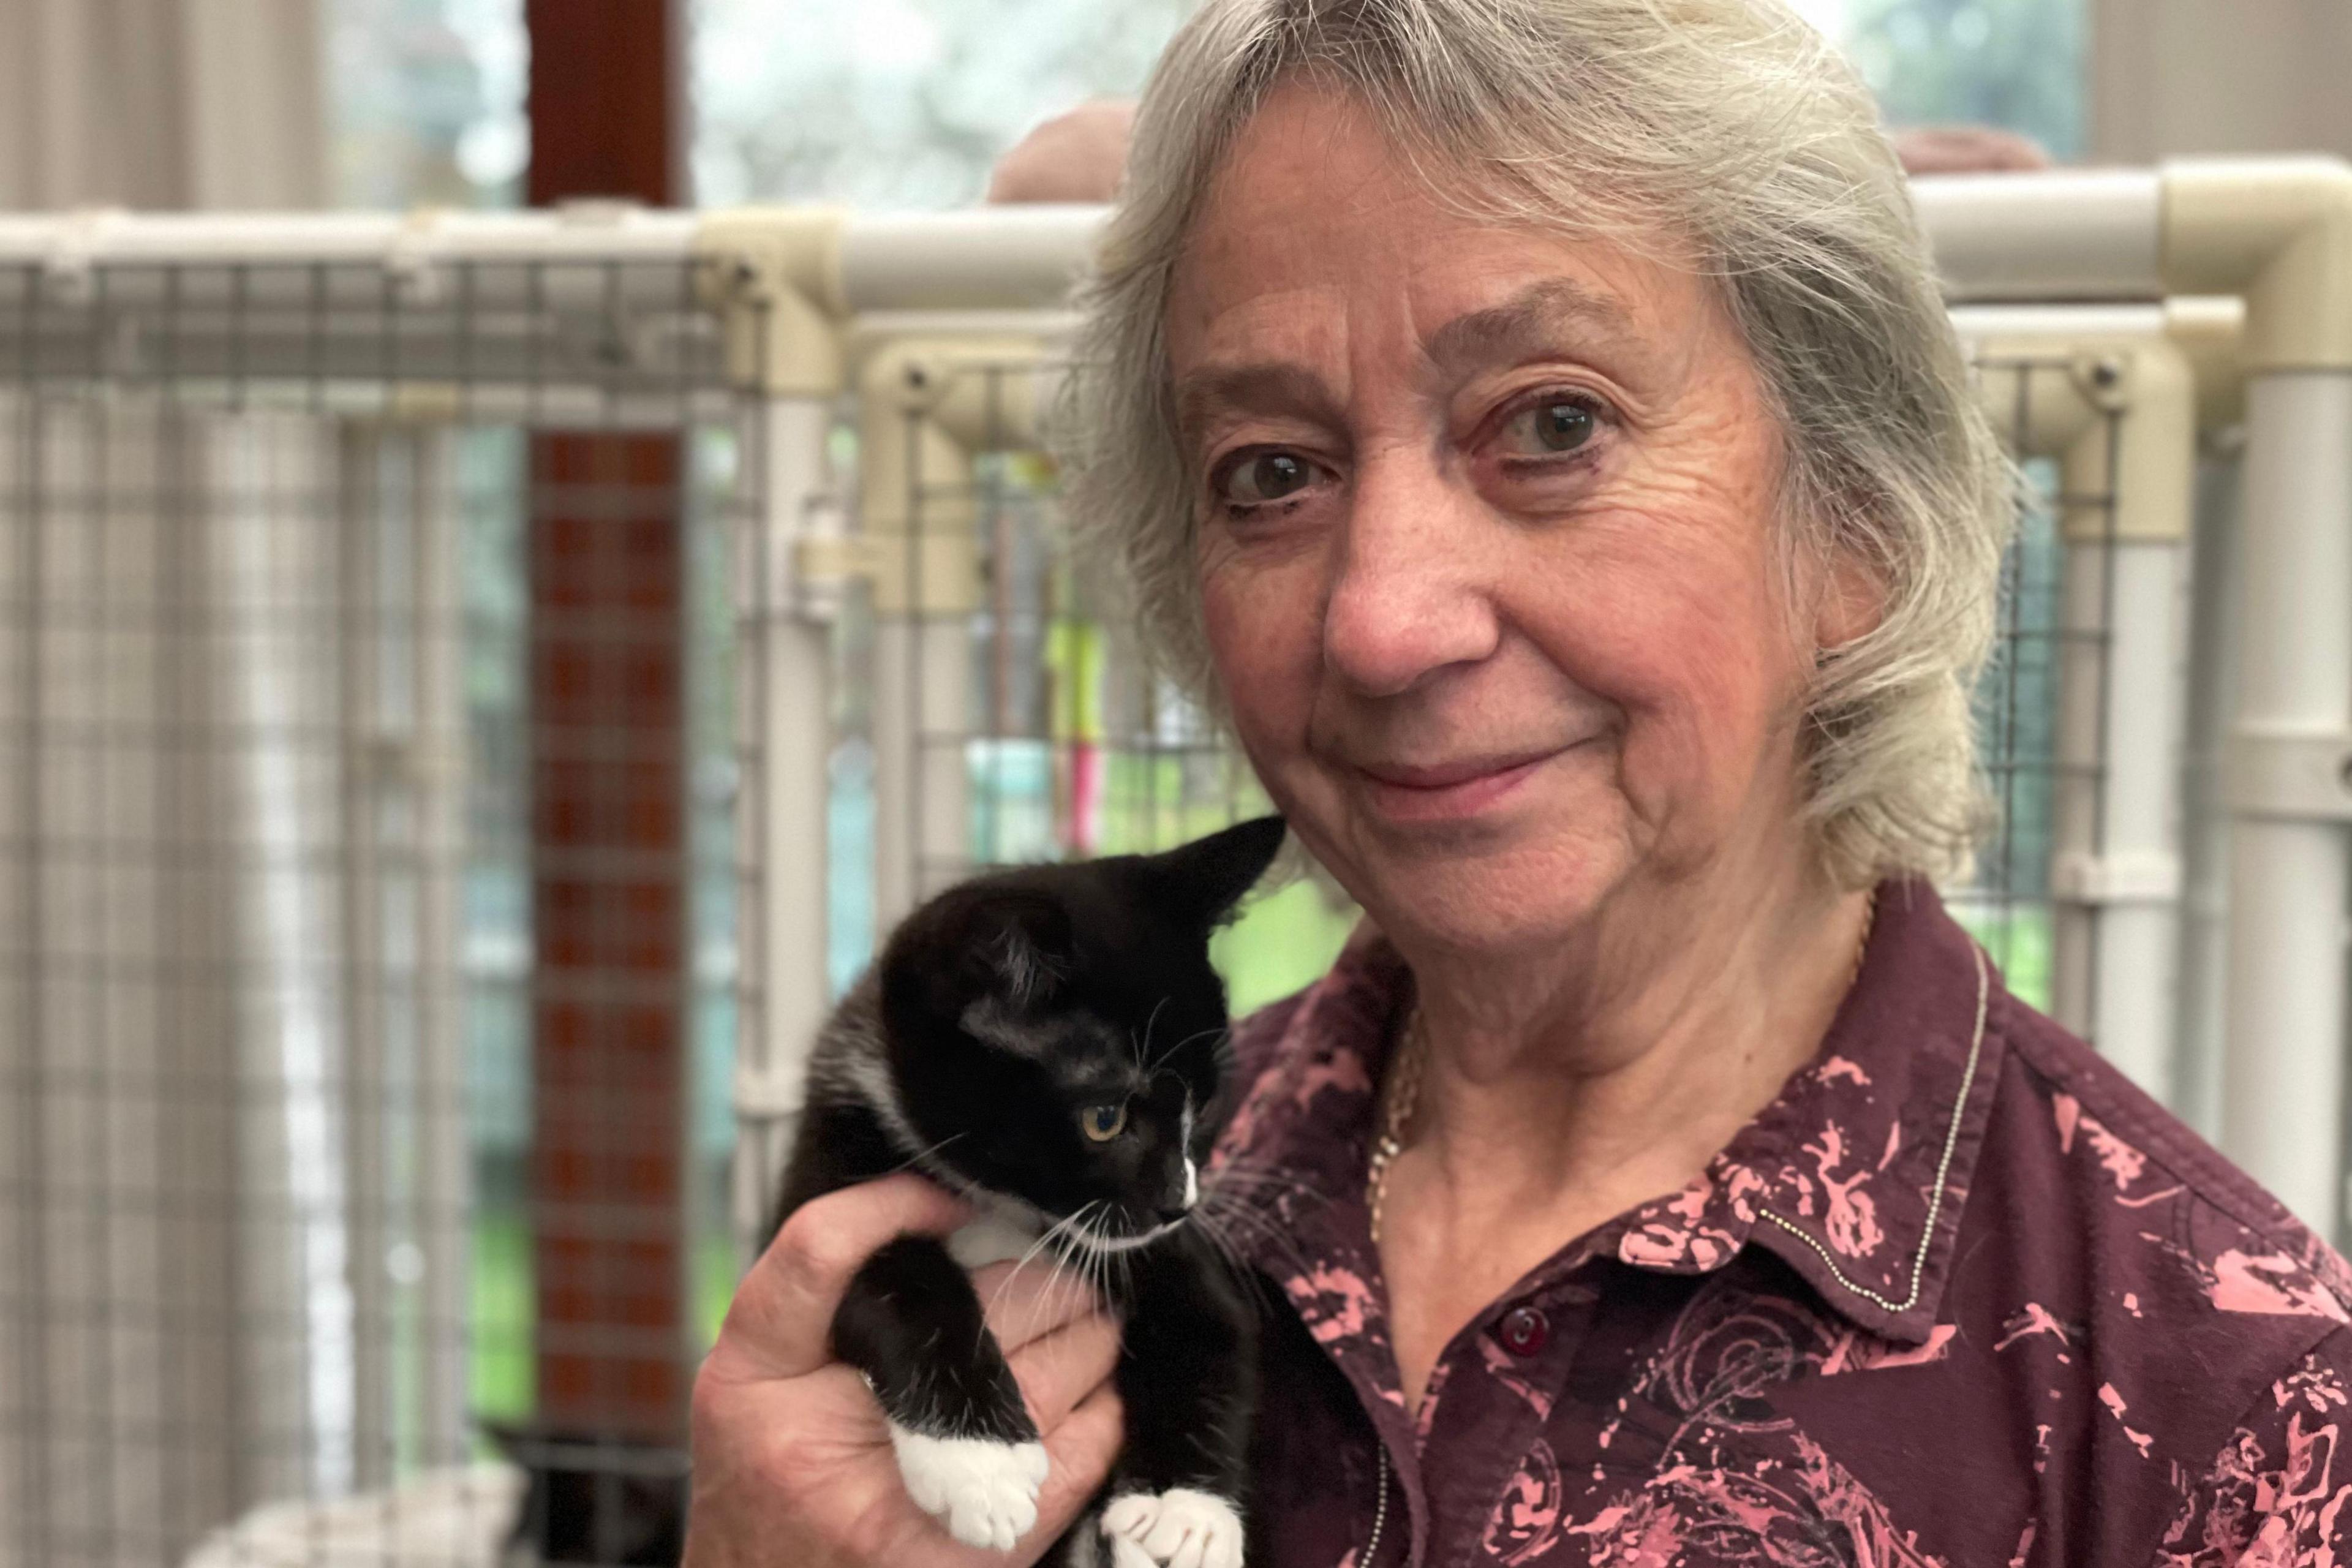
[1,225,760,1567]
[6,167,2352,1568]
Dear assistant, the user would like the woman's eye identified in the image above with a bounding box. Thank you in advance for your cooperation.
[1501,398,1598,456]
[1078,1102,1129,1142]
[1216,450,1315,507]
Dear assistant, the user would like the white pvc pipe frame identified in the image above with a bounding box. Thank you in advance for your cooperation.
[1948,304,2198,1110]
[0,172,2175,306]
[6,166,2348,1244]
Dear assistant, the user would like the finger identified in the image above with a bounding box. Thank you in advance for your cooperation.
[973,1256,1101,1355]
[1006,1309,1121,1433]
[715,1174,970,1380]
[1028,1382,1125,1541]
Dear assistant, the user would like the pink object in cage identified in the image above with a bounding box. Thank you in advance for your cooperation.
[1066,739,1104,854]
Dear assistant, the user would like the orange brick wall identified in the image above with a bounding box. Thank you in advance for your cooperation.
[528,432,688,1439]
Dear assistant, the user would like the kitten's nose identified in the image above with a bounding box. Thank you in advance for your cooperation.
[1157,1155,1199,1224]
[1156,1162,1194,1224]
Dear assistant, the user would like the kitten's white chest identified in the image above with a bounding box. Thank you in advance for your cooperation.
[946,1212,1042,1269]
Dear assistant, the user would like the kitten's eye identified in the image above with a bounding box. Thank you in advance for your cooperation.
[1078,1102,1129,1142]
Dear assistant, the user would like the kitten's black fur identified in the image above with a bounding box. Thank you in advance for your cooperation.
[774,816,1284,1566]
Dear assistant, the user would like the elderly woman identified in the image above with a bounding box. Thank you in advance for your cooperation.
[685,2,2352,1565]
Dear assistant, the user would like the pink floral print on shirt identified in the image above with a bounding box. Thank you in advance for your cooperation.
[1214,884,2352,1567]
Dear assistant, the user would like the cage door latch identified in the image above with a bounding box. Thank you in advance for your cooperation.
[783,489,875,624]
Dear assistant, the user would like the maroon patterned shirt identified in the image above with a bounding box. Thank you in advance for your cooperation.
[1210,881,2352,1566]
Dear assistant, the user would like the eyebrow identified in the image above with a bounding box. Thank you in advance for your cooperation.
[1170,278,1642,448]
[1173,361,1346,451]
[1423,277,1640,375]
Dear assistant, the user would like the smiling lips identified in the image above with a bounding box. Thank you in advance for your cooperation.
[1350,748,1564,823]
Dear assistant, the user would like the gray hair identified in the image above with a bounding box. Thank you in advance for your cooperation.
[1056,0,2013,887]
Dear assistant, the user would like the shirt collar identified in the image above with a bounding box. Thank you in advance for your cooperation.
[1212,879,2005,1348]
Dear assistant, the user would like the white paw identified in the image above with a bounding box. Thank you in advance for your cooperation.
[1104,1536,1158,1568]
[1101,1488,1245,1568]
[888,1425,1050,1551]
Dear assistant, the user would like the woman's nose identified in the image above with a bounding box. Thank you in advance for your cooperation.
[1321,452,1499,698]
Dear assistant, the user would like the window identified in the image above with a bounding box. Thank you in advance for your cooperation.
[692,0,1189,206]
[1797,0,2086,157]
[329,0,527,210]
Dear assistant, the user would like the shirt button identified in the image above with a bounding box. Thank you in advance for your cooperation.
[1498,1305,1550,1357]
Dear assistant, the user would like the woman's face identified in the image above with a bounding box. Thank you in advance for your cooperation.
[1170,83,1853,954]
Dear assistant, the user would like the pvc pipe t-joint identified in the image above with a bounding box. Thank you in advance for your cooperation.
[693,207,851,396]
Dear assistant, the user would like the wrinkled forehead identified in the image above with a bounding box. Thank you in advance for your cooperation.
[1166,80,1732,424]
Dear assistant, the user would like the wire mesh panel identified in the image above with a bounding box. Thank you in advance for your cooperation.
[1950,363,2108,1017]
[835,348,1354,1022]
[834,330,2213,1085]
[1950,321,2206,1108]
[0,243,756,1567]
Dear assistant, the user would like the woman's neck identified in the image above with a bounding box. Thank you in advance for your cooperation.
[1374,843,1872,1406]
[1411,867,1866,1208]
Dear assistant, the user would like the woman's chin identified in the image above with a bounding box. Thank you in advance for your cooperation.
[1352,829,1632,956]
[1274,757,1635,942]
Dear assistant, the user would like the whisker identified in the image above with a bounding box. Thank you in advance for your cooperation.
[1057,1216,1104,1318]
[1198,1176,1319,1226]
[1136,995,1170,1076]
[987,1199,1101,1342]
[1205,1154,1335,1205]
[883,1129,968,1180]
[1194,1188,1317,1277]
[1023,1205,1098,1341]
[1191,1210,1262,1292]
[1147,1022,1230,1080]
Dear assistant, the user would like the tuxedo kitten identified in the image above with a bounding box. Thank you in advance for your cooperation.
[774,816,1286,1568]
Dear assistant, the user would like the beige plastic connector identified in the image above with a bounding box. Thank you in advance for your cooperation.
[1970,334,2196,543]
[850,336,1053,616]
[2163,159,2352,372]
[2163,296,2248,434]
[693,208,850,396]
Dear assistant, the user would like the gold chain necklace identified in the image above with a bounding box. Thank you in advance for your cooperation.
[1364,1007,1426,1244]
[1365,889,1877,1246]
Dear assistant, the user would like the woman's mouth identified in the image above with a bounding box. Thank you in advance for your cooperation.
[1351,750,1560,823]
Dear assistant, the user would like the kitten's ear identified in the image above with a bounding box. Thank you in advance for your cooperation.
[1145,815,1287,929]
[963,892,1074,1009]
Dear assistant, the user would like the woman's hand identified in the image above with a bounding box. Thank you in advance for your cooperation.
[682,1174,1125,1568]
